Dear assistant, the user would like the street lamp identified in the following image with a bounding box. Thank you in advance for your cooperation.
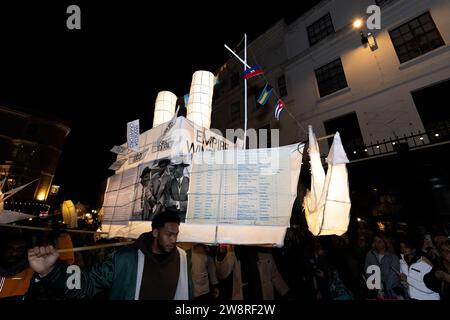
[353,18,378,51]
[353,19,363,29]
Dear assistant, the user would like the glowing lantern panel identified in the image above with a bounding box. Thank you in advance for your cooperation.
[186,71,214,129]
[304,127,351,236]
[152,91,178,128]
[62,200,78,229]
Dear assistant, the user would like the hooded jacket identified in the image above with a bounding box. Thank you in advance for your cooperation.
[26,232,189,300]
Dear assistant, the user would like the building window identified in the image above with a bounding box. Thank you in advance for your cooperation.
[230,72,240,89]
[412,79,450,141]
[230,101,241,122]
[324,112,364,160]
[315,58,348,98]
[307,13,335,46]
[278,75,287,98]
[389,12,445,64]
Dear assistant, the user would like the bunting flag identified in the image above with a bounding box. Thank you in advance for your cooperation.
[257,84,273,106]
[243,65,264,79]
[275,99,284,120]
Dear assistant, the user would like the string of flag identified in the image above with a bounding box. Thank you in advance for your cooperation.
[173,35,306,136]
[211,36,292,124]
[248,48,307,135]
[241,62,284,121]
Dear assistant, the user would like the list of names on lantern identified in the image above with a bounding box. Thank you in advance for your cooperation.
[187,154,222,223]
[187,148,294,226]
[103,167,139,225]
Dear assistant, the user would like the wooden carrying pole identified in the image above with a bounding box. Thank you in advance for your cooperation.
[57,241,134,253]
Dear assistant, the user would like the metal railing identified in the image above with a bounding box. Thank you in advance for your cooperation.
[322,122,450,162]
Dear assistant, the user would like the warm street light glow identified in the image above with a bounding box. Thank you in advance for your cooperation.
[37,191,46,201]
[353,19,363,29]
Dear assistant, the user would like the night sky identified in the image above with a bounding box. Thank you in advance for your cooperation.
[0,1,320,206]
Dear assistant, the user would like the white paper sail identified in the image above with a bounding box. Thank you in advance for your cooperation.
[304,125,326,235]
[304,127,351,236]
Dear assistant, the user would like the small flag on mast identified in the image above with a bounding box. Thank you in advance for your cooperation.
[274,99,285,120]
[257,84,273,106]
[243,65,264,79]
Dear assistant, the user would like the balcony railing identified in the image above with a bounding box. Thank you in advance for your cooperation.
[344,122,450,161]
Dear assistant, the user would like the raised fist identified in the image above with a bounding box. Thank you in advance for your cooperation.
[28,246,59,277]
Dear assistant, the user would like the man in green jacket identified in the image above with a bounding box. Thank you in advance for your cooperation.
[26,210,189,300]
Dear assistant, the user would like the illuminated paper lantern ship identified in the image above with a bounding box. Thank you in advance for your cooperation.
[304,126,351,236]
[102,70,303,247]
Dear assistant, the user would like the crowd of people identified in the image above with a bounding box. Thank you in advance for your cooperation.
[1,206,449,301]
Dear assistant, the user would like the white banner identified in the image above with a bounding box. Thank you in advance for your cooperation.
[127,119,140,152]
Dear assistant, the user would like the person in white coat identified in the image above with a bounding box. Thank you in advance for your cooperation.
[399,239,440,300]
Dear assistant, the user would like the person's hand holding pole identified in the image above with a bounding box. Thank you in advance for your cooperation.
[28,246,59,277]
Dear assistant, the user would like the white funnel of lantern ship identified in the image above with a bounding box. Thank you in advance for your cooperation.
[304,126,351,236]
[186,71,214,129]
[152,91,178,128]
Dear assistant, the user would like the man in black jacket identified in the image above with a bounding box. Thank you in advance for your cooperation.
[26,210,189,300]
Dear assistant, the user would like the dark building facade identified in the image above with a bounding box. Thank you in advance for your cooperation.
[0,106,70,206]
